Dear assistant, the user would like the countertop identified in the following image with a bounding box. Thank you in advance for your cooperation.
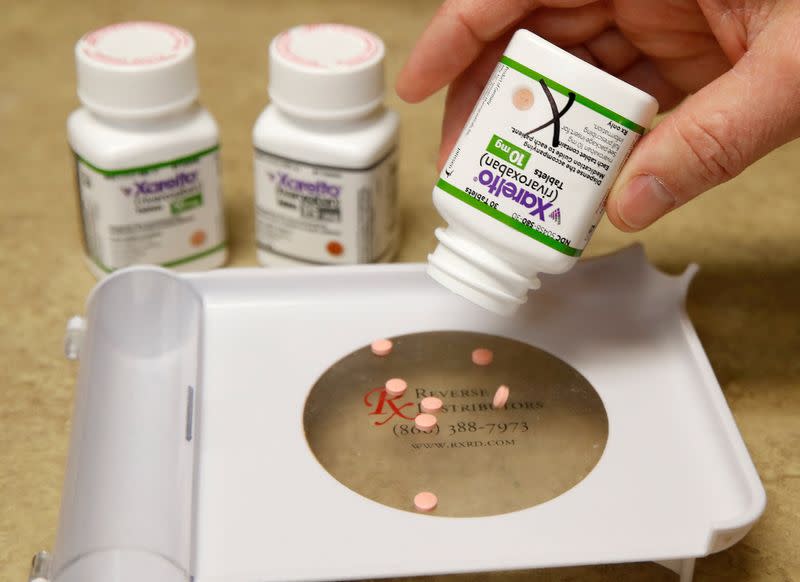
[1,1,798,581]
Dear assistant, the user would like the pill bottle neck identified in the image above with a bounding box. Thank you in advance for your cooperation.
[426,226,541,316]
[273,102,384,132]
[86,101,200,131]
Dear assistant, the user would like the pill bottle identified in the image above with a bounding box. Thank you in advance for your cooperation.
[68,21,227,279]
[428,30,658,315]
[253,24,399,266]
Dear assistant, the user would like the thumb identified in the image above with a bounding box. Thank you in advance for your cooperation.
[606,45,800,232]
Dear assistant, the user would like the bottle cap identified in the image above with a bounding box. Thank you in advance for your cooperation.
[427,227,541,316]
[269,24,385,120]
[75,22,198,118]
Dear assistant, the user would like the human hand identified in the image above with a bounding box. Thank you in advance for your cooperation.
[396,0,800,231]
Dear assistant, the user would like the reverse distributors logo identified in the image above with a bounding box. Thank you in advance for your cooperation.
[363,387,414,426]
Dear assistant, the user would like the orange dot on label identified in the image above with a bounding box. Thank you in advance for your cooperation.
[385,378,408,397]
[190,229,207,247]
[493,385,510,409]
[415,413,437,432]
[371,339,393,356]
[327,241,344,256]
[472,348,493,366]
[414,491,438,512]
[512,87,534,110]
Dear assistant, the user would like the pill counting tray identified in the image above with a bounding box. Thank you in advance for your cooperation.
[48,245,765,582]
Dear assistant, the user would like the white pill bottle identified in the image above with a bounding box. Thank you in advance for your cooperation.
[69,22,227,278]
[428,30,658,315]
[253,24,399,266]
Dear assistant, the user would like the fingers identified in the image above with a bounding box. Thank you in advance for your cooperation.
[616,59,685,111]
[396,0,600,103]
[606,36,800,231]
[396,0,540,103]
[437,35,512,170]
[566,45,599,66]
[520,3,611,46]
[584,28,640,73]
[644,47,732,95]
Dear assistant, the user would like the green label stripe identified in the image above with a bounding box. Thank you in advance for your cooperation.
[171,193,203,215]
[91,241,227,273]
[500,56,646,134]
[486,134,530,169]
[76,145,219,176]
[436,179,581,257]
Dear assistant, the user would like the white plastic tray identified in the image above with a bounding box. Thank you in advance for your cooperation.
[49,246,765,582]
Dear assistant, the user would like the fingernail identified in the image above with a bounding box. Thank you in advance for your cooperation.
[617,175,676,230]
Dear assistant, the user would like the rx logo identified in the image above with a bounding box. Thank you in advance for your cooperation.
[524,79,575,147]
[363,387,415,426]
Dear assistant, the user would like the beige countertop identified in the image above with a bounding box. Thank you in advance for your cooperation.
[1,1,798,580]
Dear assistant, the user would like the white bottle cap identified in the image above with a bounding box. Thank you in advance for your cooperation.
[75,22,198,118]
[428,228,539,317]
[268,24,385,120]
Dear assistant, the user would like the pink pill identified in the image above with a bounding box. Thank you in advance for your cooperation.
[414,491,438,512]
[493,385,510,409]
[371,339,393,356]
[420,396,443,414]
[472,348,493,366]
[415,413,437,432]
[385,378,408,397]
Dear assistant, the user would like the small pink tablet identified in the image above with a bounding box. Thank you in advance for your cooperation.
[414,491,438,512]
[415,413,437,432]
[371,339,393,356]
[472,348,493,366]
[493,385,510,409]
[420,396,443,414]
[385,378,408,397]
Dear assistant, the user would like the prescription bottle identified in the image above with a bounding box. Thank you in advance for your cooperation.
[428,30,658,315]
[253,24,399,266]
[68,22,227,279]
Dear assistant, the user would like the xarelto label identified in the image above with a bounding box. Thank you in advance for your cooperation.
[439,55,646,256]
[254,149,398,264]
[74,146,226,272]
